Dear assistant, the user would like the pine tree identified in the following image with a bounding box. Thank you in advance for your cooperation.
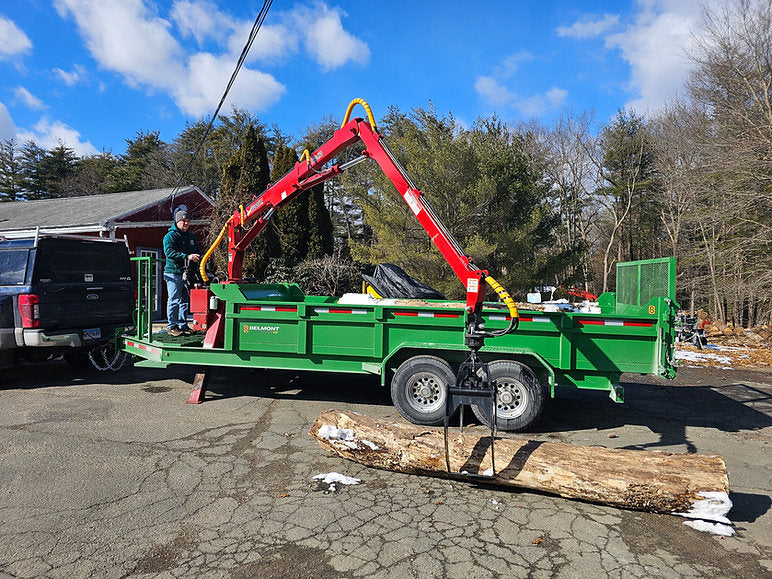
[213,125,272,279]
[0,139,23,202]
[273,143,309,267]
[306,182,335,259]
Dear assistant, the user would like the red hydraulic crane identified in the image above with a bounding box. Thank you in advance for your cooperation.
[197,99,518,351]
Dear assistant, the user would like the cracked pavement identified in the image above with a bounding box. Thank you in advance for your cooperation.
[0,362,770,578]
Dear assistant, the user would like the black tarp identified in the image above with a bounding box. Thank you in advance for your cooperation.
[362,263,445,300]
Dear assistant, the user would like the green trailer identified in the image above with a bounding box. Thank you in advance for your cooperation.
[123,256,678,432]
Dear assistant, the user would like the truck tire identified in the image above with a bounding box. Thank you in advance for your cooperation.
[471,360,546,432]
[391,355,455,426]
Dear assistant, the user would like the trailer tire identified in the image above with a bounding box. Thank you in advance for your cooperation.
[391,355,455,426]
[471,360,546,432]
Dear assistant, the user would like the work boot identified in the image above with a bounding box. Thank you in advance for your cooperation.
[167,327,184,337]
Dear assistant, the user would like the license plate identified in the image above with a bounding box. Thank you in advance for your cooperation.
[83,328,101,340]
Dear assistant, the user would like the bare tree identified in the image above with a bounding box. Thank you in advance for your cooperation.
[539,111,602,289]
[682,0,772,324]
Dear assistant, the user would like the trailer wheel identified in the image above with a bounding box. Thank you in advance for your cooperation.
[391,356,455,426]
[471,361,546,432]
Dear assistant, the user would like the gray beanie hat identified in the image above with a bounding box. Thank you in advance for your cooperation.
[174,209,189,223]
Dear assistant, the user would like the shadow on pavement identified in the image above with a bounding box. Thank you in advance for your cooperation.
[537,375,771,446]
[729,492,772,524]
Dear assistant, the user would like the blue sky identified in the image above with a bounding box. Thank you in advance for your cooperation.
[0,0,711,157]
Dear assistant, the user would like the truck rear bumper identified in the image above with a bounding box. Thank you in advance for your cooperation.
[22,329,83,347]
[20,325,132,348]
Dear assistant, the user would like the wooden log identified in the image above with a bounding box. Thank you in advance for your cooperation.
[309,410,733,529]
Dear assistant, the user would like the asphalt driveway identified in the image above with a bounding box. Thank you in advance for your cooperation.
[0,361,770,578]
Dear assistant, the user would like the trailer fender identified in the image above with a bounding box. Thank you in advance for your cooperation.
[381,342,556,397]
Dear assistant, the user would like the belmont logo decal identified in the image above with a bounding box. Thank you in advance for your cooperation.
[244,324,280,333]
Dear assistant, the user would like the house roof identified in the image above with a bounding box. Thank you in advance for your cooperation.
[0,186,213,234]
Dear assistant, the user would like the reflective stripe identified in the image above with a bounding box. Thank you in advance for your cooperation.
[240,305,297,312]
[578,319,654,327]
[519,316,550,323]
[125,341,161,355]
[394,311,461,319]
[314,307,368,315]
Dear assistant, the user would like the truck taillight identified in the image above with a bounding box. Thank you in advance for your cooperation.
[18,294,40,328]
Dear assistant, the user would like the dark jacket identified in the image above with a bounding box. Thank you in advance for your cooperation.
[163,225,201,275]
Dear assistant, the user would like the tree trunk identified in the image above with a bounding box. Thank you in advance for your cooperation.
[310,410,732,527]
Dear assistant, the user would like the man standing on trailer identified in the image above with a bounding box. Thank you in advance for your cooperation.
[163,209,201,336]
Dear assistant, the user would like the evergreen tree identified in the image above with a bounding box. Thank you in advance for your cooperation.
[346,105,562,298]
[306,181,335,259]
[170,107,268,198]
[214,125,272,279]
[598,110,662,265]
[274,143,309,267]
[40,143,77,197]
[114,130,171,191]
[18,141,47,200]
[0,139,23,202]
[69,152,122,195]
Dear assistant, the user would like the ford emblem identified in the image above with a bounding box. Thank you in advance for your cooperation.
[86,293,99,300]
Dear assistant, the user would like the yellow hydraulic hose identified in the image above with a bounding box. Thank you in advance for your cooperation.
[485,275,519,323]
[199,220,228,283]
[199,205,246,282]
[341,98,377,131]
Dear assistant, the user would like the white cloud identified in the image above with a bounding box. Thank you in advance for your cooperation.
[53,65,86,86]
[13,87,46,111]
[54,0,187,91]
[517,87,569,116]
[171,0,230,46]
[53,0,367,119]
[232,21,297,63]
[0,15,32,60]
[475,76,567,118]
[16,117,98,156]
[605,0,707,114]
[175,52,285,117]
[0,103,17,140]
[475,76,516,107]
[557,14,619,38]
[495,51,535,79]
[291,3,370,70]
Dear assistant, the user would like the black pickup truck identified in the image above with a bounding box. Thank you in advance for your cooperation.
[0,234,134,370]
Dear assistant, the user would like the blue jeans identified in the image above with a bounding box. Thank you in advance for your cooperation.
[164,273,189,329]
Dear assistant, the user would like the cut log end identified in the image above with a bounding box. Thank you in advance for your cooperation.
[309,409,731,524]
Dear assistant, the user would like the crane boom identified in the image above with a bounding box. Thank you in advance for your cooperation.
[201,100,518,347]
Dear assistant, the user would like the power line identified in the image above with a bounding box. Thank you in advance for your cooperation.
[169,0,274,215]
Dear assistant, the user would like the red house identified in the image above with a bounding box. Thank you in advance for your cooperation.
[0,186,214,318]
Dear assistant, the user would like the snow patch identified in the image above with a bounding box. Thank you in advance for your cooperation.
[317,424,380,451]
[338,293,396,306]
[317,424,360,449]
[674,491,733,526]
[683,519,735,536]
[317,424,355,441]
[675,348,735,367]
[360,439,380,450]
[542,299,574,312]
[313,472,362,492]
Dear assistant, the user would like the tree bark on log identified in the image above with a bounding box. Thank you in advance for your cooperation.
[309,410,732,527]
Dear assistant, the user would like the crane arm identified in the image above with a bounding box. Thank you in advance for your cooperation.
[203,99,518,330]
